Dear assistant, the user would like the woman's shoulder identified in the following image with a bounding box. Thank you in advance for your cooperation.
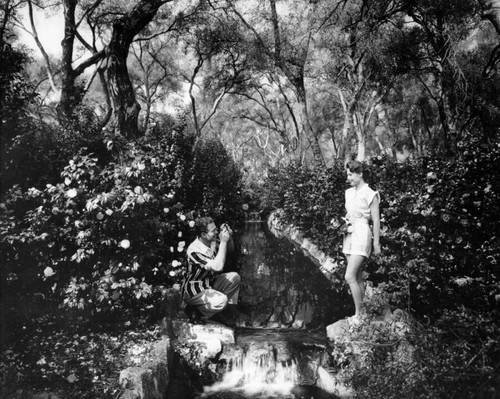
[364,185,378,195]
[363,185,380,203]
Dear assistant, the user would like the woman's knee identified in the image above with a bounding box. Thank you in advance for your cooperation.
[345,272,357,285]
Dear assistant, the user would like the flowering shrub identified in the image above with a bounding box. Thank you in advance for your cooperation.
[263,140,500,319]
[0,128,243,321]
[263,138,500,397]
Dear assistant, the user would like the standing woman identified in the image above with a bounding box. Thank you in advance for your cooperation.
[342,160,381,326]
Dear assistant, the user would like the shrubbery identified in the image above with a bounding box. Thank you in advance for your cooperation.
[262,137,500,398]
[264,139,500,317]
[0,122,244,330]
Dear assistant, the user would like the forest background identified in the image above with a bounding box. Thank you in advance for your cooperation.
[0,0,499,398]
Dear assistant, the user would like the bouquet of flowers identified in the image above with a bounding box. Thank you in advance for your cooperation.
[330,216,354,234]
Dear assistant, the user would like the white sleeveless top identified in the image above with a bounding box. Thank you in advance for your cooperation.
[345,184,380,222]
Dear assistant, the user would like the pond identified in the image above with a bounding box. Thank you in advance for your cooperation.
[194,221,351,399]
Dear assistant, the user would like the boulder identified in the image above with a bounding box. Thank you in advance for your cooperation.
[172,320,235,345]
[172,320,235,364]
[326,319,349,341]
[119,366,166,399]
[118,337,171,399]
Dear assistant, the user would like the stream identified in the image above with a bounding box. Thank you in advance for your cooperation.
[195,221,350,398]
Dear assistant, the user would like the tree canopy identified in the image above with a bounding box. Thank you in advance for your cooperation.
[1,0,498,176]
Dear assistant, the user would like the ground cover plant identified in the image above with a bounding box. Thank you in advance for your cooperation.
[0,312,163,399]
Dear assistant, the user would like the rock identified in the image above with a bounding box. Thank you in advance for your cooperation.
[290,228,304,245]
[301,238,313,251]
[296,357,318,385]
[309,245,326,264]
[119,366,167,399]
[172,320,235,345]
[142,337,172,369]
[326,319,349,341]
[172,320,235,364]
[118,337,171,399]
[294,302,314,327]
[218,344,244,364]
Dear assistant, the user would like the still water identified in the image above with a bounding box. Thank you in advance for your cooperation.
[195,221,350,399]
[234,221,348,329]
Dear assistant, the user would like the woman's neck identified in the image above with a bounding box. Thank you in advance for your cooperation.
[355,182,366,191]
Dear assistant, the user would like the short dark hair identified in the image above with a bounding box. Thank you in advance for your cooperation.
[195,216,214,235]
[346,160,370,182]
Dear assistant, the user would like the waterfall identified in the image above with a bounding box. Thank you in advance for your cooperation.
[202,344,298,397]
[316,365,337,393]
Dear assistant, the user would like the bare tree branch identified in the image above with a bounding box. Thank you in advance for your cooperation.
[27,0,58,94]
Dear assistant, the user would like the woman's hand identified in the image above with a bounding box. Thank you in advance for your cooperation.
[373,242,381,256]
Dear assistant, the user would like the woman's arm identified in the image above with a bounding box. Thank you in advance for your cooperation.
[370,194,381,255]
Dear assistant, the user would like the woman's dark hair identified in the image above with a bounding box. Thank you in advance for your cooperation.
[346,160,370,182]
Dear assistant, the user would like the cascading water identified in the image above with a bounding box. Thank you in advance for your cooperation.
[202,342,298,398]
[197,328,342,399]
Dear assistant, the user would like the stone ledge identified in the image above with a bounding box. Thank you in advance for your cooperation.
[268,209,343,283]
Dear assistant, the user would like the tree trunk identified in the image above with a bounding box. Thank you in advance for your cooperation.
[106,0,173,139]
[57,0,78,126]
[337,89,351,163]
[353,111,366,161]
[294,83,325,166]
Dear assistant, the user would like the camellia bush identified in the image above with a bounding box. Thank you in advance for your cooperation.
[0,125,244,327]
[264,139,499,317]
[262,136,500,398]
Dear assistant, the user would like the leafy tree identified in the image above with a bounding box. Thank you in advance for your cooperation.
[129,37,181,134]
[0,40,40,195]
[227,0,329,165]
[13,0,199,137]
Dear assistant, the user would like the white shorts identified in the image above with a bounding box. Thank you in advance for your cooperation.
[342,221,372,258]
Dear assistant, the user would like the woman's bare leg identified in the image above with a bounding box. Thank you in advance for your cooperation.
[345,254,366,317]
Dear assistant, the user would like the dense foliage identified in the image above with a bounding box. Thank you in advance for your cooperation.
[1,1,500,396]
[0,122,244,330]
[263,137,500,397]
[0,313,162,399]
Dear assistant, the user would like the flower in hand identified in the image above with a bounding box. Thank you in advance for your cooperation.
[330,217,353,234]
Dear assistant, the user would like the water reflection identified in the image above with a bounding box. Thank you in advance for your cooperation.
[235,221,348,329]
